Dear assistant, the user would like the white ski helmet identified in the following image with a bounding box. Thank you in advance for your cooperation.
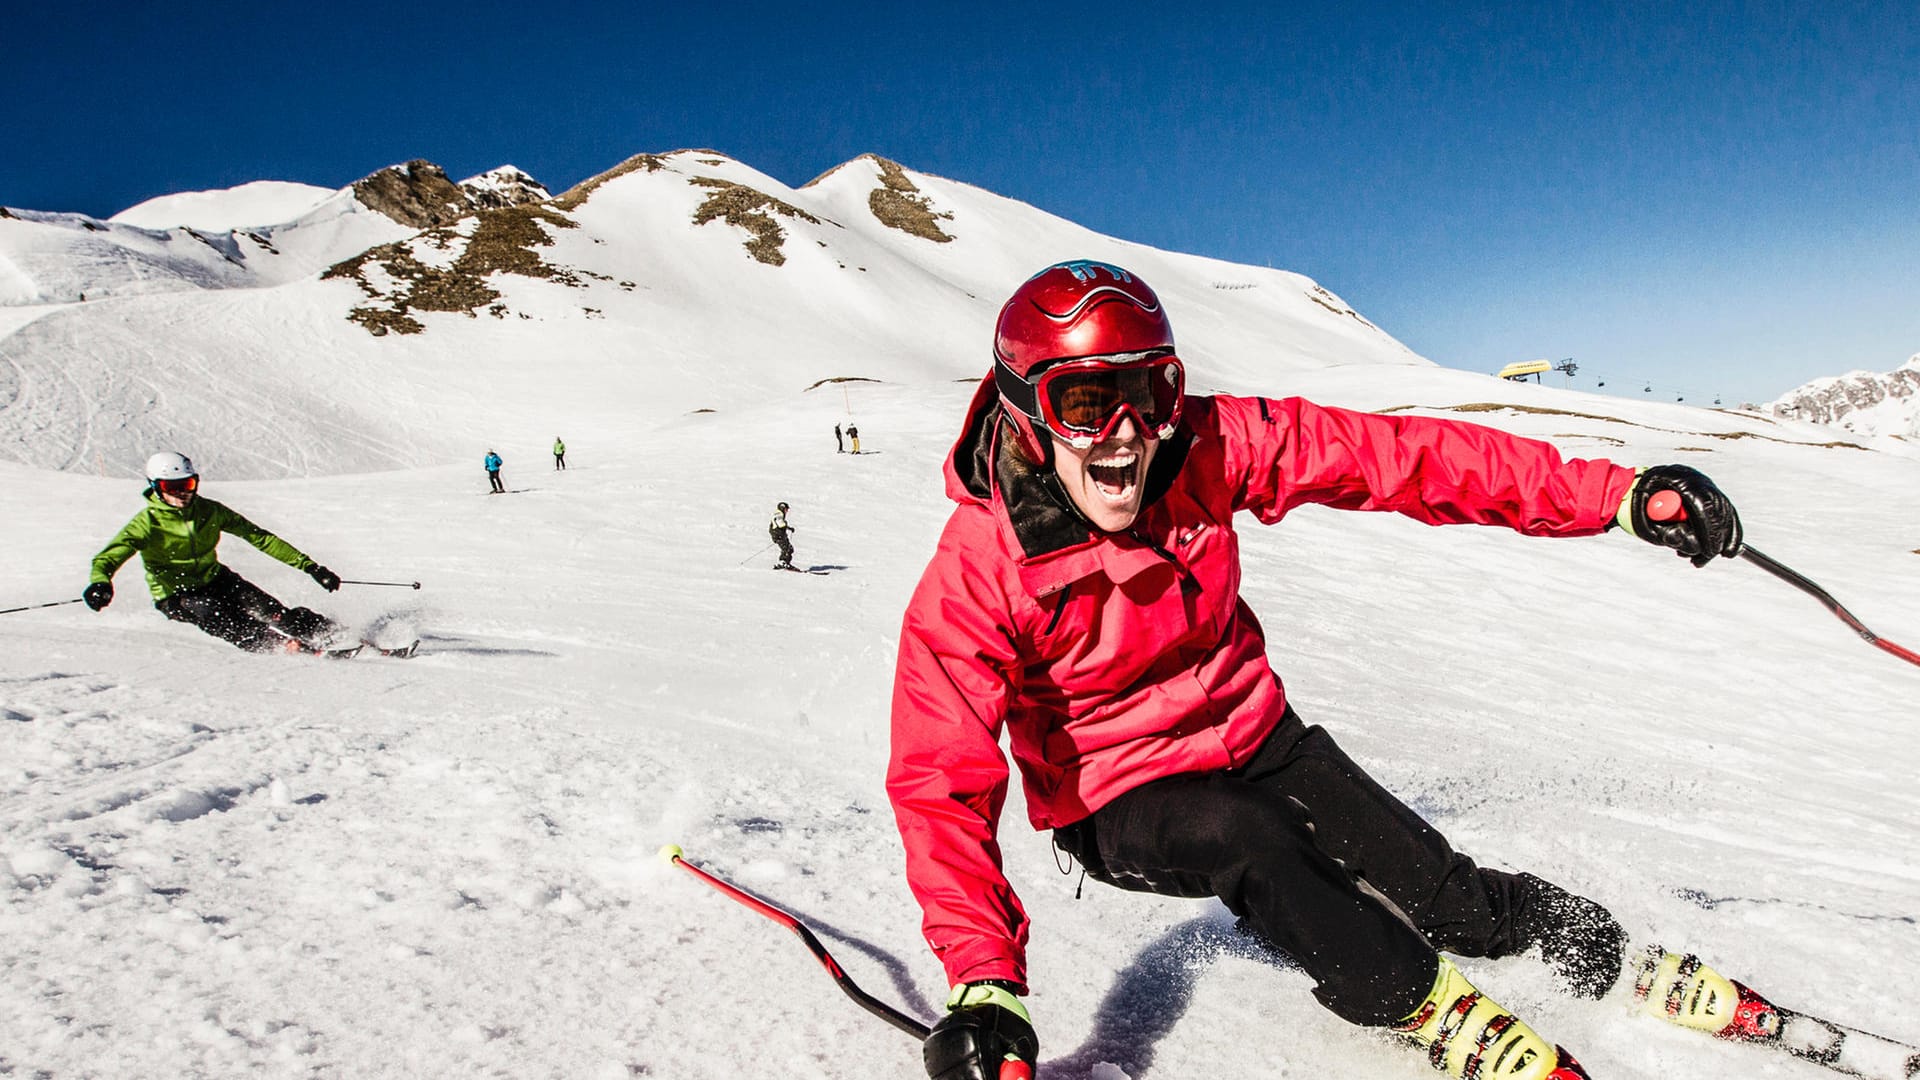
[145,451,197,482]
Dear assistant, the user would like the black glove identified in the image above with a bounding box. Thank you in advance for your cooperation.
[1621,465,1743,567]
[83,582,113,611]
[308,565,341,592]
[925,981,1038,1080]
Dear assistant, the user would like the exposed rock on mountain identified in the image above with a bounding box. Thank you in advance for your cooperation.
[322,204,580,334]
[862,155,954,243]
[1769,355,1920,440]
[687,177,822,266]
[352,161,477,229]
[550,153,669,210]
[458,167,551,211]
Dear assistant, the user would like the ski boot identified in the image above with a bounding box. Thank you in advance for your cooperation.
[1632,947,1781,1042]
[1393,956,1593,1078]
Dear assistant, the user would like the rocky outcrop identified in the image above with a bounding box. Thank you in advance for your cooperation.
[321,204,580,335]
[352,161,478,229]
[551,153,671,211]
[864,156,954,242]
[1769,355,1920,439]
[459,167,551,211]
[688,177,820,266]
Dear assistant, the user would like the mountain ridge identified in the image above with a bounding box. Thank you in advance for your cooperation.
[1768,354,1920,440]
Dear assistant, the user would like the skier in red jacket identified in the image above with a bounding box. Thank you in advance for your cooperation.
[888,262,1745,1080]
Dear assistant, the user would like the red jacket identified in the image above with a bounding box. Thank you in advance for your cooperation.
[887,379,1637,990]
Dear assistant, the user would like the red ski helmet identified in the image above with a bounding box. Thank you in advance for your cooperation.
[993,261,1181,461]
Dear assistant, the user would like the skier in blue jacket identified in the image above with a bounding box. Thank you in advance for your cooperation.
[484,450,504,494]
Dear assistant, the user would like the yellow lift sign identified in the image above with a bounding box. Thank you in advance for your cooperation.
[1495,359,1552,382]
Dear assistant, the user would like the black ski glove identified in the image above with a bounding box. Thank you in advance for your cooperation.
[308,565,341,592]
[1618,464,1742,567]
[83,582,113,611]
[925,981,1038,1080]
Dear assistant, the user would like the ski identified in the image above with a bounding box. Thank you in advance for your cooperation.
[364,639,420,658]
[1638,950,1919,1079]
[1764,1003,1920,1080]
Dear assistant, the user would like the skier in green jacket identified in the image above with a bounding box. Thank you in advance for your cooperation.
[84,451,345,654]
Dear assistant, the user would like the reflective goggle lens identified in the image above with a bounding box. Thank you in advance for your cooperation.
[155,475,199,495]
[1038,357,1183,438]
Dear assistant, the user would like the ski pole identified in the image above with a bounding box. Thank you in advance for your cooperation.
[340,579,422,589]
[659,846,1033,1078]
[736,543,774,567]
[659,845,931,1039]
[1647,491,1920,669]
[0,598,86,616]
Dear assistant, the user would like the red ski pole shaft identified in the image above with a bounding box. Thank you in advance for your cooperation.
[1644,491,1920,668]
[659,846,1034,1079]
[659,845,932,1042]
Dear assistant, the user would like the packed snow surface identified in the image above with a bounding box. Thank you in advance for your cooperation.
[4,363,1917,1079]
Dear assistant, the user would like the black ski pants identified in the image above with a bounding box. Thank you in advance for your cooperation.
[488,469,505,493]
[156,567,335,653]
[772,530,794,566]
[1053,705,1541,1027]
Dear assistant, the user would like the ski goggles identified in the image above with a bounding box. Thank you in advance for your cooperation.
[997,352,1185,448]
[153,475,199,496]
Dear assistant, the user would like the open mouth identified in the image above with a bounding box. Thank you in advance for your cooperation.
[1086,450,1140,500]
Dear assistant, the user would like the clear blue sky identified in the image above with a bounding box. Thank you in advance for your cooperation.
[6,0,1916,404]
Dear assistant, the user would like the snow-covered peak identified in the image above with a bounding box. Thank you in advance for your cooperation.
[457,166,551,211]
[1768,353,1920,439]
[108,180,338,231]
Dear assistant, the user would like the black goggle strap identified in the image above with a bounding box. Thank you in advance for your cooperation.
[993,356,1044,420]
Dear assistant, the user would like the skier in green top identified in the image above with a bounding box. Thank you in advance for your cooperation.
[84,451,346,654]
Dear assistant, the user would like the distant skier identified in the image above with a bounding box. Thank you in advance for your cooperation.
[834,423,844,453]
[553,437,567,471]
[484,449,504,493]
[769,502,796,570]
[892,262,1753,1080]
[846,422,861,454]
[83,451,344,655]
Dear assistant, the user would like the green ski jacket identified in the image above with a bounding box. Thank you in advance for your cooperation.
[90,492,317,601]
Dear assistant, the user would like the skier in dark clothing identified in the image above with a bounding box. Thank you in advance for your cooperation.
[85,452,344,655]
[484,449,505,493]
[835,423,845,453]
[769,502,796,569]
[891,262,1751,1080]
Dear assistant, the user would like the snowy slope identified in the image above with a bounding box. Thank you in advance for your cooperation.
[0,190,412,306]
[3,356,1918,1079]
[110,180,339,231]
[0,151,1424,480]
